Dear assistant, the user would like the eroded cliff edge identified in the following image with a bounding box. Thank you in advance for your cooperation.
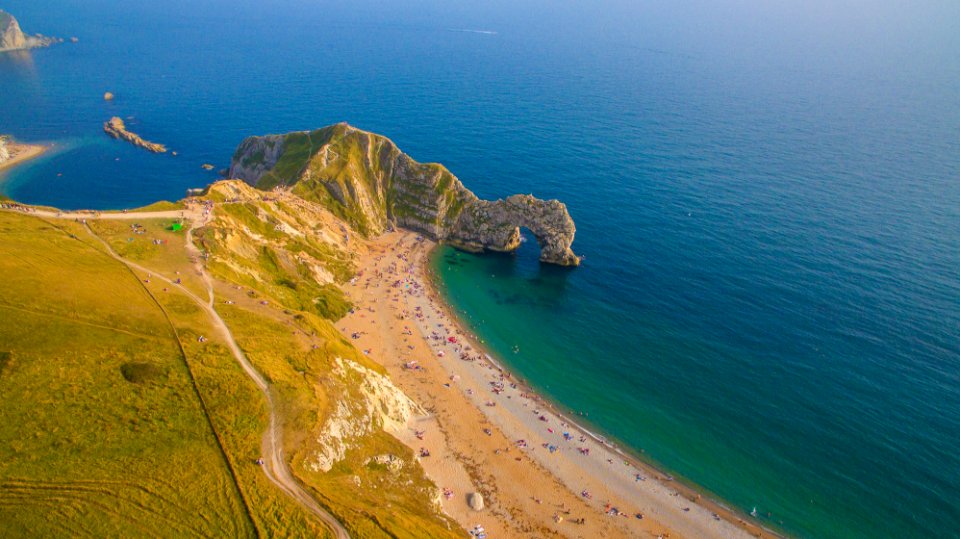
[228,122,580,266]
[0,10,59,52]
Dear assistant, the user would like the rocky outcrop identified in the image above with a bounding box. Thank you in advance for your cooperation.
[228,123,580,266]
[229,134,285,186]
[448,195,580,266]
[309,357,423,472]
[467,492,485,511]
[0,10,59,52]
[103,117,167,153]
[0,11,25,51]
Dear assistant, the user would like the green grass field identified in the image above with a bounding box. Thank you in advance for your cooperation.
[0,207,460,538]
[215,296,460,539]
[0,212,255,536]
[0,212,329,537]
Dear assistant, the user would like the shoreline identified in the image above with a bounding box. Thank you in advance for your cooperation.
[339,230,779,538]
[0,142,48,175]
[3,198,785,537]
[422,243,783,538]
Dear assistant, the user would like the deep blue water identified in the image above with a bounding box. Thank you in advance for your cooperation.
[2,1,959,537]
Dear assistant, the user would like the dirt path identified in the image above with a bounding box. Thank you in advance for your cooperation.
[18,208,191,220]
[18,206,352,539]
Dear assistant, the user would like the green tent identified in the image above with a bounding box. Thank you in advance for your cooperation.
[170,222,183,231]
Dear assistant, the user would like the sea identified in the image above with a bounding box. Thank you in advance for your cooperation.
[2,1,958,537]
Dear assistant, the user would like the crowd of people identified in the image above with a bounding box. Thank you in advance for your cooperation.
[337,233,693,538]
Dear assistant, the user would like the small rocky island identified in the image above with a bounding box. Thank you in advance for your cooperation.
[103,117,167,153]
[0,10,61,52]
[229,123,580,265]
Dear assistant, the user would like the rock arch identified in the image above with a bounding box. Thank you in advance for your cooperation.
[447,194,581,266]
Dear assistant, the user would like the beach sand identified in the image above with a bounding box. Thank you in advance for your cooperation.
[338,230,774,539]
[0,142,48,174]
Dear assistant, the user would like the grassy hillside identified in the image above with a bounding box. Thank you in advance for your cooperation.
[0,212,254,536]
[193,182,355,321]
[0,212,328,537]
[0,203,461,538]
[216,299,460,538]
[232,124,476,238]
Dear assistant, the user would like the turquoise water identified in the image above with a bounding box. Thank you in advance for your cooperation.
[2,1,959,536]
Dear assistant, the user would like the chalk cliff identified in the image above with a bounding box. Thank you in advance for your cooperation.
[229,123,580,266]
[0,10,59,52]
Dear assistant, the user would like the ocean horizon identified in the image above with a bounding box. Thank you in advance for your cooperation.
[3,0,959,537]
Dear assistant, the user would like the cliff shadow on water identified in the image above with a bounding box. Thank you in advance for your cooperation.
[437,228,575,311]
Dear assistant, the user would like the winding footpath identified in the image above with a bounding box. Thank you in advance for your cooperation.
[4,206,351,539]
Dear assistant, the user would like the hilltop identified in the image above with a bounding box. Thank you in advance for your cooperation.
[229,123,581,266]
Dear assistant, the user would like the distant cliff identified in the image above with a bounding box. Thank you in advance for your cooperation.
[229,123,580,266]
[0,10,59,52]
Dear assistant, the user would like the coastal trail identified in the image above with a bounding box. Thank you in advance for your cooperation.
[6,206,352,539]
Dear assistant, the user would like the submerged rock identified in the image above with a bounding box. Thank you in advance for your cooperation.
[228,123,580,265]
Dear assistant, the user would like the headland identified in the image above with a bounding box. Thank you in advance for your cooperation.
[0,10,61,52]
[0,123,782,538]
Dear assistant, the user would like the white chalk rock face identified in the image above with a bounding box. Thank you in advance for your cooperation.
[0,11,27,50]
[310,357,423,472]
[0,10,58,52]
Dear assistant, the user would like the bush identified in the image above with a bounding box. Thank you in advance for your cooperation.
[0,351,11,376]
[120,362,163,384]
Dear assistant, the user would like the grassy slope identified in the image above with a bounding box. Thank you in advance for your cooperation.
[120,205,461,537]
[244,124,470,238]
[0,208,461,537]
[216,297,461,539]
[0,212,329,537]
[0,212,253,536]
[193,199,353,321]
[130,200,185,212]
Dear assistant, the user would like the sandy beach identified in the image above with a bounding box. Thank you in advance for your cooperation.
[338,230,774,539]
[0,142,47,174]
